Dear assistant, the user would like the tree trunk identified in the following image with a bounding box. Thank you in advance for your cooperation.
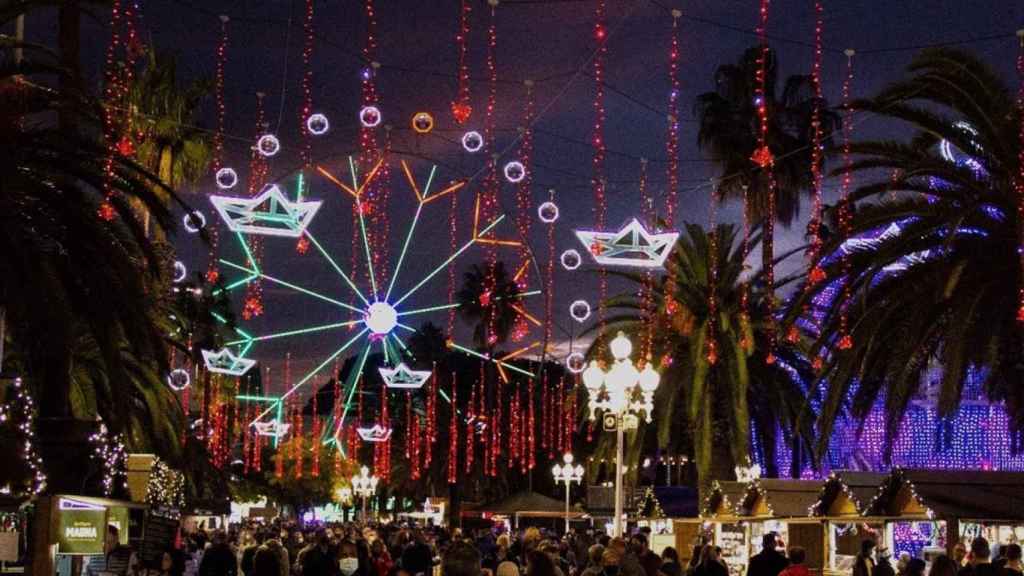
[58,0,82,131]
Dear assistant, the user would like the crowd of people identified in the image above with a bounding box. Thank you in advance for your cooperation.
[81,520,1024,576]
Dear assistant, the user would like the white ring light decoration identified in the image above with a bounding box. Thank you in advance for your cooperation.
[569,300,591,323]
[306,113,330,135]
[360,105,382,128]
[566,352,586,374]
[183,211,206,233]
[461,131,484,153]
[503,161,526,183]
[173,261,187,283]
[537,201,559,223]
[560,249,582,271]
[256,134,281,157]
[166,368,191,391]
[215,167,238,190]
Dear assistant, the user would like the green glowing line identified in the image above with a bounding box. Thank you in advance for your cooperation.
[448,342,534,378]
[237,341,254,359]
[222,275,257,292]
[251,327,369,423]
[274,401,283,448]
[212,312,229,324]
[350,156,378,299]
[225,320,358,346]
[396,322,416,333]
[236,233,260,274]
[235,326,254,339]
[381,337,390,365]
[220,259,363,314]
[296,172,304,202]
[236,395,280,402]
[389,333,409,355]
[331,343,371,442]
[438,388,451,403]
[304,232,369,307]
[397,302,461,317]
[393,214,505,307]
[385,200,424,302]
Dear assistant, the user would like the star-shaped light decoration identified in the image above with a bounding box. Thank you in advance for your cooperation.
[201,348,257,376]
[254,420,291,438]
[356,424,393,443]
[574,218,680,269]
[210,184,322,238]
[379,363,432,389]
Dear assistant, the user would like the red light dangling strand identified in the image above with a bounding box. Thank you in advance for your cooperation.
[448,374,459,484]
[592,0,609,332]
[295,0,314,255]
[753,0,777,364]
[706,181,721,365]
[98,0,139,221]
[242,93,268,320]
[451,0,473,124]
[1015,30,1024,322]
[665,10,682,227]
[837,49,856,351]
[638,160,657,357]
[207,15,229,282]
[512,80,536,342]
[311,380,320,478]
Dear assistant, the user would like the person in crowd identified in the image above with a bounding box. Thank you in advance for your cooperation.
[84,524,137,576]
[297,530,338,576]
[252,540,281,576]
[874,548,896,576]
[371,538,395,576]
[581,545,606,576]
[601,548,623,576]
[954,545,969,568]
[748,533,788,576]
[692,546,726,576]
[199,531,238,576]
[778,548,810,576]
[929,556,961,576]
[528,549,562,576]
[443,540,482,576]
[685,545,703,576]
[1001,545,1023,576]
[854,540,877,576]
[403,530,435,576]
[960,538,998,576]
[898,552,913,576]
[608,539,643,576]
[261,535,290,576]
[339,539,366,576]
[660,548,682,576]
[630,535,661,576]
[498,560,521,576]
[906,559,926,576]
[241,532,267,576]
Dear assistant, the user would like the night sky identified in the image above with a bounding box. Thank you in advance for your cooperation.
[17,0,1023,393]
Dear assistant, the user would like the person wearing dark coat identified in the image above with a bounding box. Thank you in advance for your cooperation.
[199,532,238,576]
[853,540,876,576]
[874,549,896,576]
[748,534,789,576]
[252,545,281,576]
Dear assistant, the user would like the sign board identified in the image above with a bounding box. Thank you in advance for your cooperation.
[717,523,749,576]
[107,506,130,545]
[0,531,19,562]
[139,514,179,565]
[55,498,107,555]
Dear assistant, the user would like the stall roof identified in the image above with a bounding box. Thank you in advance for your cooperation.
[700,481,748,518]
[810,471,888,517]
[639,487,698,519]
[741,479,823,518]
[863,469,1024,521]
[465,491,585,518]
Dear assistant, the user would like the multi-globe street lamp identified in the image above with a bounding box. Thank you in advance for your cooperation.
[551,453,585,534]
[582,331,660,537]
[351,465,379,521]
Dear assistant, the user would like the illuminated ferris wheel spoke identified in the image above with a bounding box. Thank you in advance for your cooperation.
[251,326,369,424]
[393,214,506,307]
[396,322,417,333]
[350,158,380,300]
[397,302,462,317]
[389,333,411,356]
[303,231,370,307]
[385,195,427,302]
[328,343,373,447]
[447,341,535,379]
[236,231,261,272]
[224,320,362,347]
[220,259,364,314]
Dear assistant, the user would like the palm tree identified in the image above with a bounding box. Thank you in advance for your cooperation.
[590,223,813,487]
[456,261,521,351]
[0,14,194,491]
[785,48,1024,462]
[126,50,212,238]
[695,47,840,290]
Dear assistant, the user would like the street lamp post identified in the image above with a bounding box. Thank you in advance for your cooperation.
[337,487,353,522]
[351,466,379,522]
[551,453,585,534]
[582,332,660,537]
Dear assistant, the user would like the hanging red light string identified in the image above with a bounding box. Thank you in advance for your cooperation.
[638,160,656,357]
[242,93,268,320]
[481,0,501,350]
[592,0,608,331]
[452,0,473,124]
[540,372,548,453]
[311,381,320,478]
[448,374,459,484]
[752,0,777,363]
[706,182,721,365]
[1015,30,1024,322]
[207,14,229,282]
[424,366,436,470]
[665,11,681,227]
[527,376,536,471]
[512,80,536,342]
[555,377,564,453]
[837,49,856,351]
[98,0,138,221]
[465,384,475,474]
[299,0,314,168]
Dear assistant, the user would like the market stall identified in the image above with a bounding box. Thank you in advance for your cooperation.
[464,491,585,531]
[738,479,826,574]
[636,487,698,554]
[672,481,749,573]
[862,469,1024,561]
[808,471,888,575]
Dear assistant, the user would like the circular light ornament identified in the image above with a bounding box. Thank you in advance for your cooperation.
[183,210,206,233]
[566,352,587,374]
[173,261,187,283]
[215,167,238,190]
[412,112,434,134]
[359,105,382,128]
[461,130,484,153]
[537,201,559,223]
[560,249,582,271]
[364,301,398,336]
[256,134,281,157]
[569,300,591,323]
[306,113,330,135]
[166,368,191,391]
[503,161,526,183]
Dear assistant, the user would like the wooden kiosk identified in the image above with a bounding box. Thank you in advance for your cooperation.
[738,479,827,574]
[808,471,888,575]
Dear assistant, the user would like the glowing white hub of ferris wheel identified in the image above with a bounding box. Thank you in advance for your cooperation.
[363,301,399,336]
